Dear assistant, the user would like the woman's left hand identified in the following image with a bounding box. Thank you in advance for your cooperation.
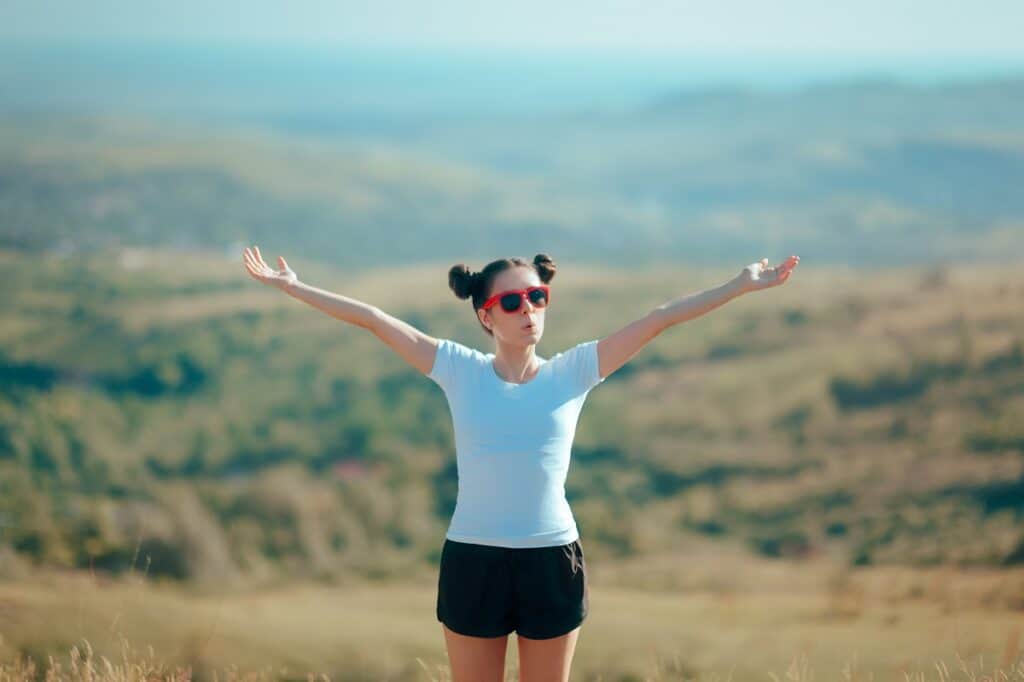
[735,255,800,293]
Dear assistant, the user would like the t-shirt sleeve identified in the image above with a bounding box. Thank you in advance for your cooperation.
[558,339,606,395]
[427,338,479,393]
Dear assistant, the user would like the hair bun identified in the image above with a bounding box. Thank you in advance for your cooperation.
[533,253,557,284]
[447,263,476,300]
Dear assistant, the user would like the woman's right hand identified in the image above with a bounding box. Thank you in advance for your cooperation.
[243,245,298,291]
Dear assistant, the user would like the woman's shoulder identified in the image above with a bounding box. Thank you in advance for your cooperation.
[545,339,605,394]
[437,338,489,363]
[428,338,489,391]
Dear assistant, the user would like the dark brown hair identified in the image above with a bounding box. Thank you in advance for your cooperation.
[447,254,557,337]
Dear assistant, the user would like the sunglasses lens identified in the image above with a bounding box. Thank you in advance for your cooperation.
[494,288,548,313]
[500,294,522,312]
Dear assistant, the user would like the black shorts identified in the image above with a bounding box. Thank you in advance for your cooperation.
[436,537,589,640]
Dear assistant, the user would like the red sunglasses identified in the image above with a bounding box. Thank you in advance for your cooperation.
[482,285,551,313]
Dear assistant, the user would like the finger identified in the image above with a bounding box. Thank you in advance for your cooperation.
[244,259,264,280]
[249,258,272,279]
[255,245,267,268]
[278,255,289,271]
[244,251,263,273]
[246,247,259,267]
[243,259,261,280]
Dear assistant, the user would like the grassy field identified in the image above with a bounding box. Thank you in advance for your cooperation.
[2,549,1023,681]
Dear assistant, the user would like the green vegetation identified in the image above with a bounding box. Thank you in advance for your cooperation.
[3,102,1024,585]
[1,244,1022,586]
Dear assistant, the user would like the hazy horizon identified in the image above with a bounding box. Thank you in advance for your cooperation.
[2,40,1022,126]
[3,0,1023,56]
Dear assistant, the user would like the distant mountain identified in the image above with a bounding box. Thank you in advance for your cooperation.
[0,73,1022,269]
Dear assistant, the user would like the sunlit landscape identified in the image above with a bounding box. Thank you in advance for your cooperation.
[2,6,1024,680]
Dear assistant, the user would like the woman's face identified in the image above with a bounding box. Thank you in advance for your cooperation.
[478,266,545,345]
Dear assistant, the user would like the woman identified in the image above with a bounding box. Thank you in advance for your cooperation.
[242,246,799,682]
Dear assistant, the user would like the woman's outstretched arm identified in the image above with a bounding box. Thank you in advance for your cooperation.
[242,245,439,375]
[593,255,800,381]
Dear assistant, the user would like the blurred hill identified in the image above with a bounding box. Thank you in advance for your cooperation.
[1,47,1023,588]
[1,246,1022,586]
[1,73,1022,268]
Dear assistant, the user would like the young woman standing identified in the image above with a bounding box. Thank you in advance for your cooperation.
[243,247,799,682]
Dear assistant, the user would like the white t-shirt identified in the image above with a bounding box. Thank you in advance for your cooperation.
[427,337,606,547]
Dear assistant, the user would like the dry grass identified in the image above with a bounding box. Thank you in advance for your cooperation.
[2,553,1024,682]
[1,634,1022,682]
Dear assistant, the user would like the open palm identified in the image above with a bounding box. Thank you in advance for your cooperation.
[737,255,800,293]
[242,245,297,290]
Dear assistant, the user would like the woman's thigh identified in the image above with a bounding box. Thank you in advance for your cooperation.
[442,623,509,682]
[517,625,581,682]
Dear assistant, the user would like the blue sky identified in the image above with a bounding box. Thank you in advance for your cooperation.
[2,0,1022,56]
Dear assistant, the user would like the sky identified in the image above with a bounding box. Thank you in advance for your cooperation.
[1,0,1022,57]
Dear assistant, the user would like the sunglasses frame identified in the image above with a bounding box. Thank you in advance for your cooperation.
[482,284,551,313]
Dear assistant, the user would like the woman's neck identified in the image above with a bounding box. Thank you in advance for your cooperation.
[491,343,542,383]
